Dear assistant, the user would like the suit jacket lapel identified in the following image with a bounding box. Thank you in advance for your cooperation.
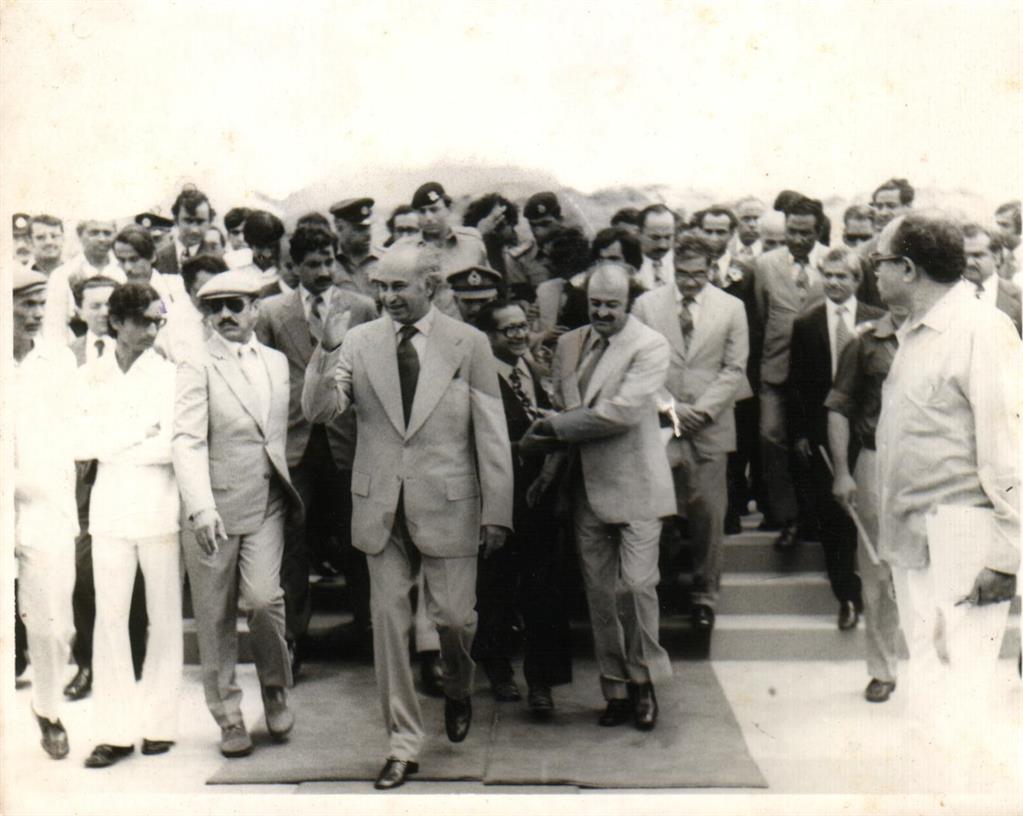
[280,289,315,364]
[561,327,589,408]
[656,287,688,359]
[209,339,267,437]
[583,320,633,405]
[361,319,406,437]
[406,316,463,438]
[686,286,718,360]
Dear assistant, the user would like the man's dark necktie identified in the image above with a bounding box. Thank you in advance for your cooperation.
[576,335,607,397]
[508,366,539,421]
[95,338,105,358]
[679,296,695,353]
[397,324,420,426]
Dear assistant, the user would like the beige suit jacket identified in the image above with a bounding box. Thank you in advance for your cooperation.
[302,308,514,558]
[632,283,751,460]
[172,333,302,536]
[548,316,676,524]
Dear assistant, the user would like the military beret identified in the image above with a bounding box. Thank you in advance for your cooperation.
[523,192,561,222]
[13,265,48,294]
[196,267,264,299]
[243,210,285,245]
[447,265,502,297]
[411,182,449,210]
[329,197,375,225]
[12,213,31,236]
[135,211,174,229]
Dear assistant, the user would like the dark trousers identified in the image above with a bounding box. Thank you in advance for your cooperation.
[726,397,768,520]
[14,581,27,673]
[802,448,861,606]
[283,428,370,642]
[473,496,572,689]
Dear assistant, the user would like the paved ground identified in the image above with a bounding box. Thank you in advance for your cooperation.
[4,658,1021,815]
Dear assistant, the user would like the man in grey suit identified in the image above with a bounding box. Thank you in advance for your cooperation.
[522,262,675,732]
[962,222,1022,336]
[302,243,513,790]
[256,224,378,668]
[752,196,826,549]
[633,234,751,635]
[154,187,214,277]
[172,269,303,759]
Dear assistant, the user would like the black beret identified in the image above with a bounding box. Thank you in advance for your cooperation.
[523,192,561,221]
[411,182,448,210]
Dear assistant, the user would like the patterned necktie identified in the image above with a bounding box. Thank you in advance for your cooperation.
[652,258,664,287]
[95,338,105,358]
[576,335,607,397]
[397,325,420,426]
[833,305,852,371]
[308,294,325,343]
[679,296,695,353]
[508,366,539,421]
[794,261,810,302]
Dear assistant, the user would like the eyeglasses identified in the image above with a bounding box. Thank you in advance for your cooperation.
[201,296,249,315]
[497,322,530,338]
[131,314,167,329]
[867,252,905,267]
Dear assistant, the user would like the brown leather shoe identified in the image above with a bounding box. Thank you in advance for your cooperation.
[374,757,419,790]
[84,743,133,768]
[35,713,69,760]
[864,678,896,703]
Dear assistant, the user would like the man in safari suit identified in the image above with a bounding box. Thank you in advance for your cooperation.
[172,269,303,759]
[302,243,513,790]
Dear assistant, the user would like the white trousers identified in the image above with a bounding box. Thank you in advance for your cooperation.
[91,533,183,745]
[16,543,75,722]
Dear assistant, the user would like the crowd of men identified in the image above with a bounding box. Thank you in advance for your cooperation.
[10,179,1021,790]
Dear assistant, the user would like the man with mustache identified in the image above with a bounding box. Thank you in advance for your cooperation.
[637,205,677,290]
[173,268,303,759]
[302,243,512,790]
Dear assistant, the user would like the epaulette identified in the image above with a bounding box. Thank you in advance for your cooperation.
[508,240,535,260]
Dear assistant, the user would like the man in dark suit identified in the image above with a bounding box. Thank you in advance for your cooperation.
[256,224,378,670]
[153,187,215,276]
[473,301,572,715]
[962,223,1022,336]
[788,246,884,629]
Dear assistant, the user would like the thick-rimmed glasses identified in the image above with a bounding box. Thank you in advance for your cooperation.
[496,321,530,338]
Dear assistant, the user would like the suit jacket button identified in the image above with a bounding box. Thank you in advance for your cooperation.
[263,473,270,480]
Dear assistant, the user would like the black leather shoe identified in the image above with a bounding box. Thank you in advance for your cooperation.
[491,678,522,702]
[35,713,69,760]
[598,698,632,727]
[528,685,554,717]
[419,651,445,698]
[444,695,472,742]
[84,743,134,768]
[838,601,860,631]
[691,604,716,632]
[864,678,896,703]
[633,684,658,731]
[141,739,174,755]
[374,757,419,790]
[63,666,93,701]
[773,523,799,550]
[287,640,302,683]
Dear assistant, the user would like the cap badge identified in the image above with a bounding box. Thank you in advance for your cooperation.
[467,270,482,286]
[428,190,439,203]
[537,205,546,215]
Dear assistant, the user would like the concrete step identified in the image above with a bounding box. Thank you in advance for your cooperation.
[722,533,828,572]
[718,572,838,615]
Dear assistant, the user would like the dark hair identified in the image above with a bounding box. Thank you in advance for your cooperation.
[961,222,1005,255]
[610,207,642,229]
[995,201,1022,234]
[584,260,646,310]
[700,206,738,231]
[590,227,643,270]
[872,178,914,206]
[843,204,874,225]
[243,211,285,247]
[181,254,228,296]
[547,227,592,281]
[773,190,805,213]
[890,213,964,284]
[638,204,675,231]
[171,187,215,220]
[289,224,337,264]
[474,299,523,334]
[71,275,119,307]
[386,205,415,236]
[462,194,520,230]
[107,282,161,338]
[296,211,333,232]
[29,214,63,232]
[114,224,156,261]
[223,207,251,231]
[674,233,718,262]
[785,196,823,228]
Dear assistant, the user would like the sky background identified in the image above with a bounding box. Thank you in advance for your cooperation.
[1,0,1020,223]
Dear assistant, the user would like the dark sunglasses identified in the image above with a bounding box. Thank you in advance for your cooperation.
[201,296,249,315]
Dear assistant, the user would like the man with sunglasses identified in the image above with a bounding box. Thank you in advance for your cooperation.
[173,269,303,759]
[633,234,751,640]
[76,282,182,768]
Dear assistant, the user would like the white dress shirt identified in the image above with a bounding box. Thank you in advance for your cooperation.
[300,284,335,325]
[212,332,272,426]
[674,283,706,330]
[41,254,125,344]
[84,330,111,363]
[390,305,436,358]
[976,274,1000,307]
[495,356,537,408]
[825,296,857,376]
[76,348,179,539]
[637,250,674,290]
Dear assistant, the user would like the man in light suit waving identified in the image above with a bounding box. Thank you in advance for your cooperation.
[302,243,513,790]
[522,262,675,732]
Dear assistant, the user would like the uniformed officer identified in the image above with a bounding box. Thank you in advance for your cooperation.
[447,265,503,324]
[13,213,33,267]
[329,197,380,298]
[505,191,564,288]
[134,212,175,252]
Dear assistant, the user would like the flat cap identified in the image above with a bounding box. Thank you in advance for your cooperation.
[13,265,48,294]
[223,247,257,271]
[12,213,31,236]
[196,267,264,299]
[329,197,375,225]
[135,211,174,229]
[523,192,561,221]
[411,182,448,210]
[447,265,502,297]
